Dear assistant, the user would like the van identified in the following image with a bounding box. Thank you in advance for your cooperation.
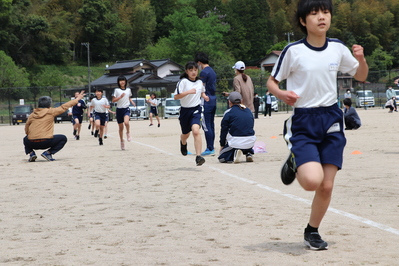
[12,105,33,125]
[129,98,148,119]
[355,90,375,108]
[164,98,181,119]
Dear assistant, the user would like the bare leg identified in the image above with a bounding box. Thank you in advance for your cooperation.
[191,124,202,156]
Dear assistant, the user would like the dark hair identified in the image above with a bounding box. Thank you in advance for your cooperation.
[180,61,200,80]
[95,88,103,93]
[151,93,157,98]
[237,69,248,82]
[296,0,333,35]
[194,52,209,64]
[343,98,352,107]
[117,75,127,89]
[38,96,52,108]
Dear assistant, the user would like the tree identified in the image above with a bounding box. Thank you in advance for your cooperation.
[0,50,30,101]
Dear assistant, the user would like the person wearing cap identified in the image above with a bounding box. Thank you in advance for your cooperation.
[112,75,136,150]
[227,61,255,113]
[218,91,256,163]
[24,91,85,162]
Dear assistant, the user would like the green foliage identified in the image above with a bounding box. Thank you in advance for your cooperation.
[138,89,149,98]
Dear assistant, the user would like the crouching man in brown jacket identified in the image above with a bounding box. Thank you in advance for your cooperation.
[23,91,85,162]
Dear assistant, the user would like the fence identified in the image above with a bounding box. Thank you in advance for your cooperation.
[0,75,397,125]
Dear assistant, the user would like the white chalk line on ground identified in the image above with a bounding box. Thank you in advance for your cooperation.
[132,140,399,237]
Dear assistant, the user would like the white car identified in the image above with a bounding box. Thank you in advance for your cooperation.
[129,98,148,119]
[164,98,181,119]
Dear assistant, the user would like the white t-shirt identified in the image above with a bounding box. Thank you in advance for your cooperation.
[148,98,158,106]
[174,78,205,108]
[91,97,110,113]
[112,88,132,108]
[272,38,359,108]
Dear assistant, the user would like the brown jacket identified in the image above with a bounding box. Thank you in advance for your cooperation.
[233,74,254,112]
[25,99,79,140]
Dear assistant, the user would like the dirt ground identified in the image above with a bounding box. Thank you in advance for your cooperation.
[0,107,398,266]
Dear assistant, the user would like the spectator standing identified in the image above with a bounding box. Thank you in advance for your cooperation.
[195,52,217,156]
[253,93,260,119]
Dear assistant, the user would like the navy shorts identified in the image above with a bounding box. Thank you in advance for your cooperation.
[95,112,107,126]
[150,106,158,116]
[116,107,130,124]
[179,105,202,134]
[72,115,83,124]
[283,103,346,169]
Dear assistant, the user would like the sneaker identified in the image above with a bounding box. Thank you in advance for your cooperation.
[246,153,253,162]
[104,135,107,139]
[233,149,243,164]
[126,132,132,142]
[201,149,215,156]
[94,130,99,138]
[158,124,160,127]
[180,141,188,156]
[73,129,77,136]
[149,124,153,126]
[281,153,297,185]
[88,124,91,130]
[304,231,329,250]
[91,131,94,135]
[99,138,103,145]
[28,152,37,162]
[75,135,80,140]
[41,151,55,161]
[195,155,205,166]
[121,141,125,150]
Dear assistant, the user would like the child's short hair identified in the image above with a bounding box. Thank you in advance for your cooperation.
[296,0,333,35]
[95,88,103,93]
[343,98,352,107]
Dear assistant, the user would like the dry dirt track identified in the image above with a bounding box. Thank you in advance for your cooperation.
[0,107,398,265]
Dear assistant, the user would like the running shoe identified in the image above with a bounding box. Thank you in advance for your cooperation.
[201,149,215,156]
[121,141,125,150]
[304,231,329,250]
[195,155,205,166]
[158,124,160,127]
[94,130,99,138]
[28,152,37,162]
[75,135,80,140]
[88,124,91,130]
[41,151,55,161]
[246,153,253,162]
[149,124,153,126]
[233,149,243,164]
[281,153,297,185]
[126,132,132,142]
[180,141,188,156]
[104,135,107,139]
[73,129,77,136]
[99,138,103,145]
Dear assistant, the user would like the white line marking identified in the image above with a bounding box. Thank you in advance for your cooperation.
[132,140,399,236]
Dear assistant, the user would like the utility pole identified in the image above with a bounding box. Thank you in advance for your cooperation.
[81,42,91,97]
[285,32,294,43]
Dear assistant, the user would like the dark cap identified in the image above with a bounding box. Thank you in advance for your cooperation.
[228,91,242,103]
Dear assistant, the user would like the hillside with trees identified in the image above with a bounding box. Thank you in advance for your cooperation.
[1,0,399,89]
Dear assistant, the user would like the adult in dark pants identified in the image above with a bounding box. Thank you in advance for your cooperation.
[23,91,85,162]
[264,91,272,118]
[195,52,217,156]
[253,93,260,119]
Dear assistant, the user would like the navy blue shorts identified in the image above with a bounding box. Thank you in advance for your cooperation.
[72,115,83,124]
[283,104,346,169]
[179,105,202,134]
[116,107,130,124]
[150,106,158,116]
[95,112,107,126]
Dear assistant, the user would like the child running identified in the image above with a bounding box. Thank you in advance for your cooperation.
[174,61,209,166]
[147,93,161,127]
[266,0,368,250]
[71,91,87,140]
[89,89,110,145]
[112,75,136,150]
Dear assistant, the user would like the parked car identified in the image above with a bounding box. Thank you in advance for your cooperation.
[53,102,71,123]
[164,98,181,119]
[12,105,33,125]
[129,98,148,119]
[355,90,375,108]
[259,95,279,113]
